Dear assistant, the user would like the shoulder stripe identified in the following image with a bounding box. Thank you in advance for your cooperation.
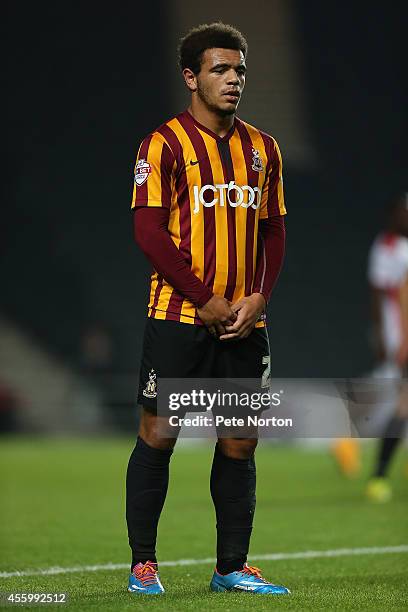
[156,124,182,172]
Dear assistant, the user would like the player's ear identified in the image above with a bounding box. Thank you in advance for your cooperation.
[182,68,197,92]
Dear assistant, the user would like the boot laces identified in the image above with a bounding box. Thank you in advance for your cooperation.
[241,564,266,581]
[134,561,158,586]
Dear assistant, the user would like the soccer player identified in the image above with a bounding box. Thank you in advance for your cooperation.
[126,23,289,595]
[365,192,408,502]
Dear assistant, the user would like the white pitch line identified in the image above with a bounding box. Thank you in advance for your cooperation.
[1,545,407,579]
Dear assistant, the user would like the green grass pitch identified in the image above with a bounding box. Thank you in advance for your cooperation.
[0,437,407,610]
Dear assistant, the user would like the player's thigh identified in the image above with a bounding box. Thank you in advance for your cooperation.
[137,318,215,412]
[215,326,270,381]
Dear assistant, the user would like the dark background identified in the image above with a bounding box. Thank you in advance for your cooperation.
[3,1,407,393]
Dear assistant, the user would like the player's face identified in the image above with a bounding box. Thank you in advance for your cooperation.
[195,48,246,116]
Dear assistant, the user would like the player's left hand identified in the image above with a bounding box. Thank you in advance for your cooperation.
[219,293,266,340]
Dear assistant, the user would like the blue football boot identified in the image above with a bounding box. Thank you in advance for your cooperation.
[210,563,290,595]
[128,561,164,595]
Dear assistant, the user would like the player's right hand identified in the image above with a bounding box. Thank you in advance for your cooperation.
[197,295,237,337]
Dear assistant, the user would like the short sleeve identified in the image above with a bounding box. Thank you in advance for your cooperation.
[259,138,286,219]
[131,132,175,210]
[368,237,408,289]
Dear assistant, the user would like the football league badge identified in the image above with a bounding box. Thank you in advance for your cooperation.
[251,148,264,172]
[134,158,152,186]
[143,368,157,398]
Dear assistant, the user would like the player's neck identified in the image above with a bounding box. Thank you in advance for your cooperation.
[187,102,235,138]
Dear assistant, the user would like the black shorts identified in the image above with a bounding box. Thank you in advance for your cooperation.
[137,318,271,413]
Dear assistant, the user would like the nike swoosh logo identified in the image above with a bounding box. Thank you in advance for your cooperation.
[190,160,200,165]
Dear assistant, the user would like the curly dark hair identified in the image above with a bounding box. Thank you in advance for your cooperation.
[178,22,248,75]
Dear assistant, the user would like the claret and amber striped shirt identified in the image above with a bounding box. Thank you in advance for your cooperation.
[131,110,286,326]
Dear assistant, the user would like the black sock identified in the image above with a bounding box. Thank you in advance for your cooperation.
[210,443,256,575]
[375,416,405,477]
[126,436,173,571]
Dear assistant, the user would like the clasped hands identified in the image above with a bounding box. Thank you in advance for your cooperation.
[197,293,266,341]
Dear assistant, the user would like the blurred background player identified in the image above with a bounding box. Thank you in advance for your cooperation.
[365,192,408,501]
[333,193,408,489]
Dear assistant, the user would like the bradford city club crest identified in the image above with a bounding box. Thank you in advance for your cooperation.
[251,148,264,172]
[134,158,152,186]
[143,368,157,398]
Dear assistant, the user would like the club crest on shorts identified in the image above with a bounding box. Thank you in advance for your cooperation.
[143,368,157,398]
[134,158,152,186]
[251,148,264,172]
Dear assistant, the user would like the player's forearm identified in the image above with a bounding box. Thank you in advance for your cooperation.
[133,207,213,308]
[252,216,285,303]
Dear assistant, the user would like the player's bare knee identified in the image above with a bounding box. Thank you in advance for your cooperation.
[139,429,176,451]
[218,438,258,459]
[139,409,177,450]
